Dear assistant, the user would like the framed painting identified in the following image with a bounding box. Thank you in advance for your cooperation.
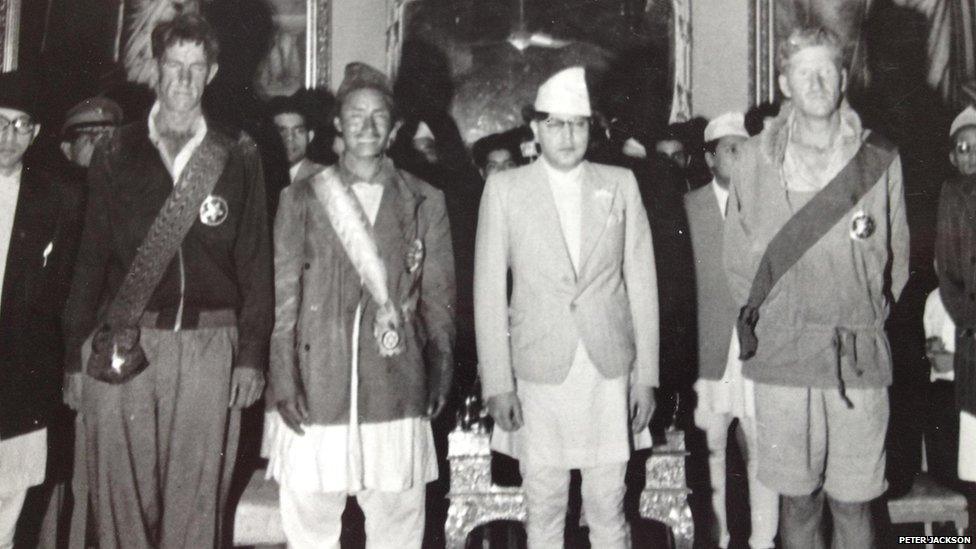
[254,0,331,97]
[0,0,20,72]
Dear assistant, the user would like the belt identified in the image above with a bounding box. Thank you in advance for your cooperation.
[138,309,237,330]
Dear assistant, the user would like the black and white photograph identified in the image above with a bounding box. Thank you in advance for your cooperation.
[0,0,975,548]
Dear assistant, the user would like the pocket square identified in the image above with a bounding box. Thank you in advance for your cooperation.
[42,241,53,267]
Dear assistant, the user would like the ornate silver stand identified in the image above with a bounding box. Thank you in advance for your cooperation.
[444,397,694,548]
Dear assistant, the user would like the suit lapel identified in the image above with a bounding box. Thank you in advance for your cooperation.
[531,161,578,280]
[1,169,46,315]
[578,163,616,277]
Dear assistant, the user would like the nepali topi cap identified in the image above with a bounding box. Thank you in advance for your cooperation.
[534,66,591,117]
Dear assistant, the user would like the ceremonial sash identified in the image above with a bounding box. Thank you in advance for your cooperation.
[309,167,405,357]
[87,133,229,383]
[737,131,896,360]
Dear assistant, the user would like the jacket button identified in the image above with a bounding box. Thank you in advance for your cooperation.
[570,303,577,311]
[304,343,310,351]
[304,263,310,270]
[964,329,974,338]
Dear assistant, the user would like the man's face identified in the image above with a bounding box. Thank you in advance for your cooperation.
[413,137,438,164]
[0,107,38,174]
[706,135,746,186]
[951,126,976,176]
[482,148,516,178]
[274,112,313,166]
[62,126,115,168]
[531,113,589,171]
[779,45,846,120]
[155,41,217,115]
[655,139,687,169]
[334,88,395,161]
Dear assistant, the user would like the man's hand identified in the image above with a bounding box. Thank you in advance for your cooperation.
[63,372,84,411]
[426,392,448,419]
[277,393,310,435]
[229,368,265,410]
[630,384,655,434]
[487,391,523,432]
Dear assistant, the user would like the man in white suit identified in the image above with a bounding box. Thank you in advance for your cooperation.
[474,66,659,548]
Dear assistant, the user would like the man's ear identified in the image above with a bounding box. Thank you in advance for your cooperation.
[333,116,342,135]
[950,151,959,170]
[307,129,315,143]
[387,120,403,149]
[206,63,219,85]
[778,73,792,99]
[840,68,849,94]
[60,141,72,161]
[704,151,716,170]
[31,125,41,144]
[530,120,540,141]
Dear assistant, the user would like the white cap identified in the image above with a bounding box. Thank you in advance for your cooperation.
[704,112,749,142]
[534,66,591,117]
[414,121,434,141]
[950,105,976,137]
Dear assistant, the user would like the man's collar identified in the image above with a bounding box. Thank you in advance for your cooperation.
[337,155,398,187]
[540,157,585,182]
[147,101,207,144]
[0,166,22,183]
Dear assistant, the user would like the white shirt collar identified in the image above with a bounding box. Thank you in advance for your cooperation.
[147,101,208,184]
[289,159,306,182]
[0,166,22,187]
[710,178,729,218]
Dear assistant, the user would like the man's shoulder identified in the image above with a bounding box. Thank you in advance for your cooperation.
[586,161,634,182]
[398,168,446,203]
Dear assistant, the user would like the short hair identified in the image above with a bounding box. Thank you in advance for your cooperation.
[151,13,220,65]
[472,133,519,169]
[268,96,307,123]
[745,101,781,136]
[777,26,844,73]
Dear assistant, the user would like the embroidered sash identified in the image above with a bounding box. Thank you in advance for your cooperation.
[310,167,405,357]
[87,132,229,384]
[737,131,896,360]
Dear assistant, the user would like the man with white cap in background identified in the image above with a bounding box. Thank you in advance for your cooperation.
[475,66,659,548]
[934,104,976,488]
[686,111,778,549]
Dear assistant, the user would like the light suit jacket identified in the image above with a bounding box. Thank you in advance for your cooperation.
[474,159,660,399]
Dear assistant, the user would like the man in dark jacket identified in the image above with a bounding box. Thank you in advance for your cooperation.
[62,14,273,548]
[0,70,81,549]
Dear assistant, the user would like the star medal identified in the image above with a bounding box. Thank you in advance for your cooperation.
[199,195,229,226]
[849,210,875,240]
[381,330,400,351]
[406,239,424,273]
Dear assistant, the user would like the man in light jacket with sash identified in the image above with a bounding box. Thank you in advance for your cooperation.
[475,66,658,548]
[724,27,908,548]
[265,62,455,548]
[63,14,272,548]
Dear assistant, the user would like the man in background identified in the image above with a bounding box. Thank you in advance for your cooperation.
[688,112,778,549]
[60,97,122,170]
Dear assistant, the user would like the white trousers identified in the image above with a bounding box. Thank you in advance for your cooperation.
[700,412,778,549]
[279,483,426,549]
[520,461,629,549]
[0,490,26,549]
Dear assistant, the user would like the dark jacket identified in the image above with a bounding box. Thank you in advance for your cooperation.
[269,160,456,425]
[1,166,81,439]
[685,184,737,380]
[63,120,274,373]
[935,174,976,415]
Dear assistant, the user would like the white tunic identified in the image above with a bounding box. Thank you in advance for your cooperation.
[491,160,650,469]
[922,290,976,481]
[0,168,46,493]
[265,180,438,493]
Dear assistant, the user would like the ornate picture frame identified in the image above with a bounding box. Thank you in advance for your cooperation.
[304,0,331,89]
[254,0,331,96]
[0,0,20,72]
[750,0,777,106]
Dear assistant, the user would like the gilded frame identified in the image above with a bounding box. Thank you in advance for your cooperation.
[304,0,331,89]
[750,0,776,106]
[0,0,20,72]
